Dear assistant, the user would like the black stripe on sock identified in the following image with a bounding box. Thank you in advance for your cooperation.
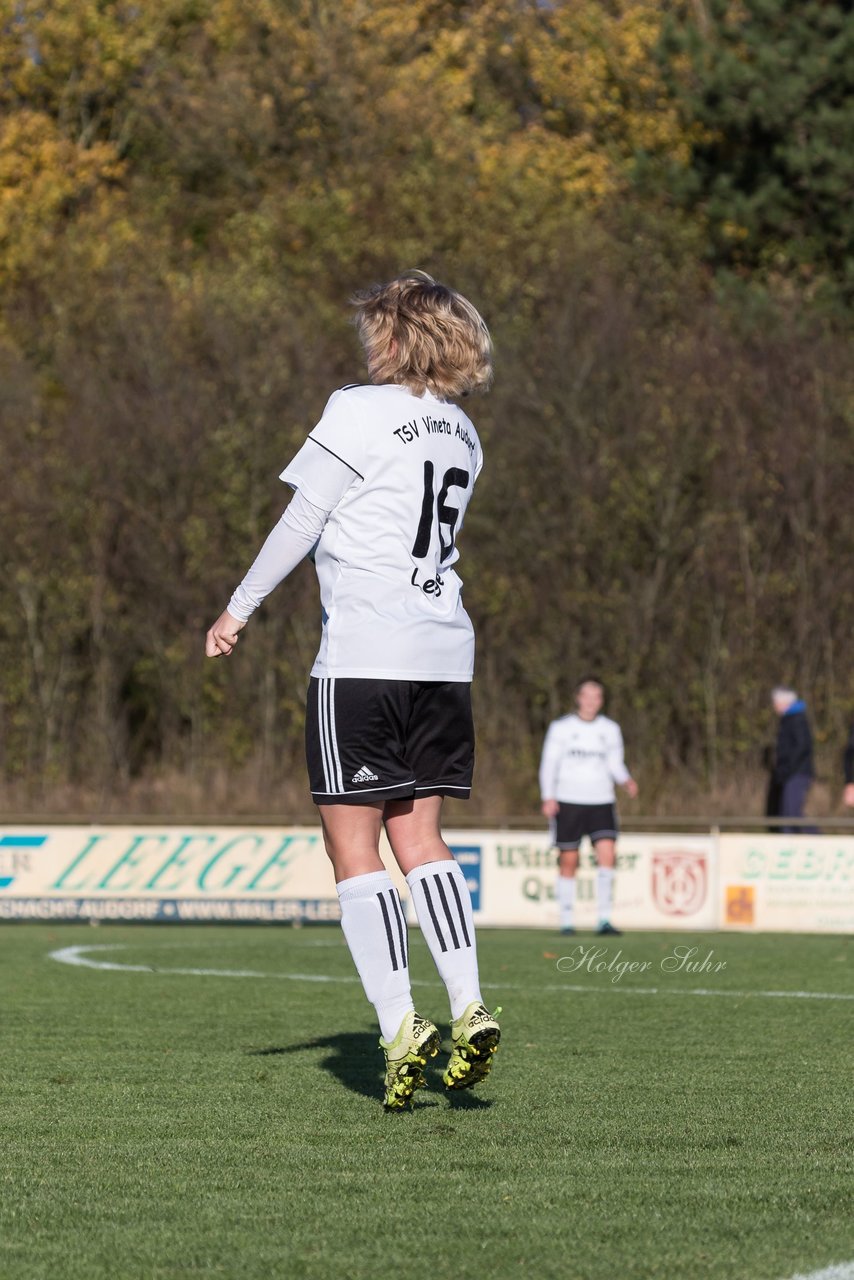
[446,869,471,948]
[377,892,398,971]
[420,879,447,952]
[387,889,408,969]
[433,874,460,949]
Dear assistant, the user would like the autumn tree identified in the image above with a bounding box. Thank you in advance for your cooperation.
[657,0,854,291]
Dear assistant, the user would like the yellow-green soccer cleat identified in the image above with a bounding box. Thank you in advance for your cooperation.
[380,1010,441,1111]
[443,1002,501,1091]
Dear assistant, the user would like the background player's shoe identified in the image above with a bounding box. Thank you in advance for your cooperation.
[597,921,622,935]
[443,1002,501,1090]
[380,1010,440,1111]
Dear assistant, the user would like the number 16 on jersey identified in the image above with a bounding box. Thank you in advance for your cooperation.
[412,461,470,561]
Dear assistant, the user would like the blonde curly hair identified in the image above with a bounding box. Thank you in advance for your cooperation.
[351,271,493,400]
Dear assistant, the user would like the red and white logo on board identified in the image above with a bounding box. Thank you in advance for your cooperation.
[651,851,707,916]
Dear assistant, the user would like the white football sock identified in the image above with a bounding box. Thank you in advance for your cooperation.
[597,866,615,924]
[406,859,482,1021]
[556,874,577,929]
[336,870,413,1042]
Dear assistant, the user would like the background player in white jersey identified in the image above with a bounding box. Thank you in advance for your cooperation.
[205,272,500,1109]
[539,677,638,936]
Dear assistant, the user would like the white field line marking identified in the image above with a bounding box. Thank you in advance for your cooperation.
[49,945,361,983]
[49,946,854,1001]
[783,1263,854,1280]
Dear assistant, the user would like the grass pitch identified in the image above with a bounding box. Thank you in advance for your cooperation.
[2,925,852,1280]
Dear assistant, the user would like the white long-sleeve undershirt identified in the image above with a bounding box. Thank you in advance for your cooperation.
[226,443,358,622]
[227,489,331,622]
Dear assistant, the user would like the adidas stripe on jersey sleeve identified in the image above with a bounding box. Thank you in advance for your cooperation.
[280,437,361,509]
[307,387,367,478]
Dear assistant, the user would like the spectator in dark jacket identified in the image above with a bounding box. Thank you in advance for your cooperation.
[763,741,782,829]
[844,722,854,809]
[771,687,817,834]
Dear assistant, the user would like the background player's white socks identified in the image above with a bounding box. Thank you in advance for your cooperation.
[336,870,413,1043]
[597,866,615,924]
[406,859,482,1021]
[557,874,576,929]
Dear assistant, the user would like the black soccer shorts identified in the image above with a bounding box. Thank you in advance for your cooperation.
[553,802,619,850]
[305,677,474,805]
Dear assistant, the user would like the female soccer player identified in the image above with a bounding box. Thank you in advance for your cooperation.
[539,676,638,936]
[206,273,500,1109]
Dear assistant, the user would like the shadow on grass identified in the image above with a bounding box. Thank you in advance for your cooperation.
[246,1035,493,1109]
[444,1089,494,1111]
[247,1033,386,1101]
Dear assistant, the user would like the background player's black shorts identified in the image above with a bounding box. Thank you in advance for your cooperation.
[306,677,474,805]
[554,802,618,849]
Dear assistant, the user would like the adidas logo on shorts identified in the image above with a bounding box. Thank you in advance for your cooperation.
[351,765,379,784]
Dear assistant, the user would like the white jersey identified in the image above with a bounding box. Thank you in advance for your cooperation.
[280,383,483,681]
[539,714,631,805]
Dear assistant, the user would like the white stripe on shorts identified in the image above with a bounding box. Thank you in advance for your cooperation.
[328,677,344,791]
[318,678,344,794]
[317,678,333,793]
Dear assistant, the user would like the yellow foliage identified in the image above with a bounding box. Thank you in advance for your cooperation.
[528,0,694,179]
[0,0,698,296]
[0,0,167,133]
[0,110,125,279]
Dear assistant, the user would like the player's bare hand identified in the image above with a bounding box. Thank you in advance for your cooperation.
[205,610,246,657]
[541,799,559,819]
[624,779,639,800]
[844,782,854,809]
